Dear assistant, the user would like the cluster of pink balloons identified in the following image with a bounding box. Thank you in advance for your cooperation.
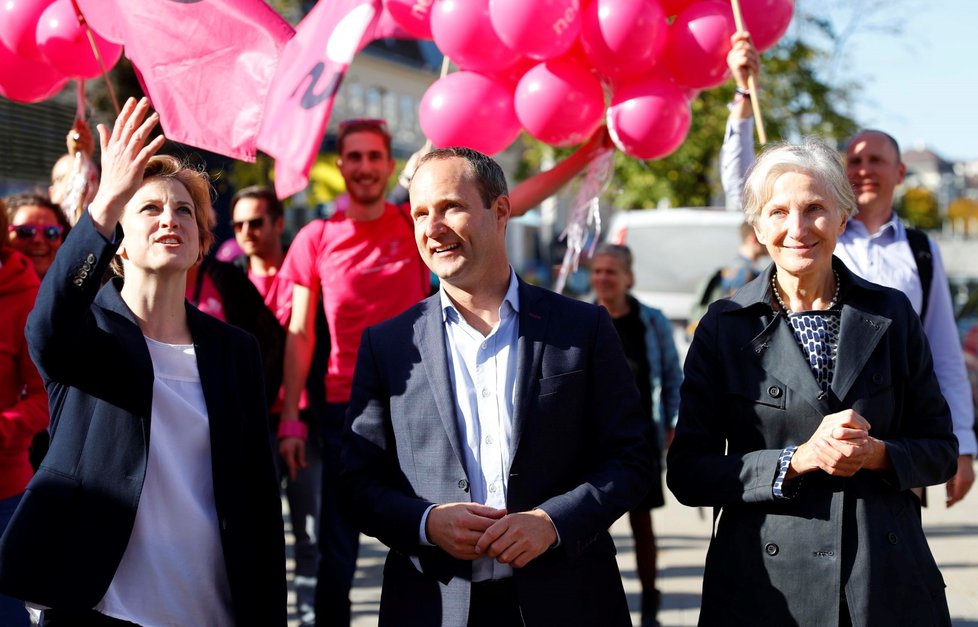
[393,0,792,159]
[0,0,123,104]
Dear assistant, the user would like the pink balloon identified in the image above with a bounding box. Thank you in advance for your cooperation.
[488,56,538,90]
[430,0,521,72]
[659,0,696,16]
[489,0,580,61]
[35,0,123,80]
[607,75,691,160]
[733,0,793,52]
[580,0,668,81]
[384,0,435,40]
[515,58,604,147]
[0,39,68,103]
[0,0,55,60]
[663,0,734,90]
[74,0,127,44]
[419,71,522,155]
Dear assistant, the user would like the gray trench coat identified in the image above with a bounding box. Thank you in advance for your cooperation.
[668,258,957,627]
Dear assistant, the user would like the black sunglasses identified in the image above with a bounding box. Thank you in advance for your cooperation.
[231,216,267,233]
[8,224,64,241]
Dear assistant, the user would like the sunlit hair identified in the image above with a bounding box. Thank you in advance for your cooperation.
[110,155,215,276]
[337,118,392,157]
[742,137,857,226]
[416,147,509,209]
[4,192,70,233]
[231,185,283,220]
[591,242,633,274]
[846,129,902,163]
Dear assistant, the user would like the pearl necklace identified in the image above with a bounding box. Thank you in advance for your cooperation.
[771,270,840,315]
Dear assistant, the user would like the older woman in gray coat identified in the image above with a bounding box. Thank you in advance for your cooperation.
[667,137,957,626]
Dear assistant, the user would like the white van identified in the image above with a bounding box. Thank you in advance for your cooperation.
[606,207,746,326]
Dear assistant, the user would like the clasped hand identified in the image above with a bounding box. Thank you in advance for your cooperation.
[790,409,887,478]
[425,503,556,568]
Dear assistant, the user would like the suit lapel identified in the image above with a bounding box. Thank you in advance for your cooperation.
[510,281,547,464]
[751,312,834,416]
[831,305,890,402]
[415,297,468,469]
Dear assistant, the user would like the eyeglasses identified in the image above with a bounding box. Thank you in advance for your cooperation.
[8,224,64,241]
[231,216,267,233]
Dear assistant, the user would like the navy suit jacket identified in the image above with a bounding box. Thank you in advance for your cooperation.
[0,214,286,625]
[340,278,654,627]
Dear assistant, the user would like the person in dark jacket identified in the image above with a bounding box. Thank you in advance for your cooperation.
[667,137,957,626]
[0,98,286,626]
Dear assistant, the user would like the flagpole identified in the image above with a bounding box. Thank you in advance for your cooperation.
[729,0,767,145]
[70,0,121,115]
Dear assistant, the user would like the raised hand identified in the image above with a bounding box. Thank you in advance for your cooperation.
[727,31,760,91]
[89,97,166,237]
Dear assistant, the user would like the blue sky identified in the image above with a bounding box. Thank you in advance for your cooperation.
[798,0,978,162]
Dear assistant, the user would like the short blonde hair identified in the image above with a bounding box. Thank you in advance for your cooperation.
[742,137,856,226]
[111,155,215,276]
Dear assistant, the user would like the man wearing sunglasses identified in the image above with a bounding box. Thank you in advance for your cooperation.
[4,194,69,281]
[230,185,322,626]
[276,118,612,626]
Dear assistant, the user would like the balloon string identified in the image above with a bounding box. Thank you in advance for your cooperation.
[554,147,614,293]
[70,0,120,115]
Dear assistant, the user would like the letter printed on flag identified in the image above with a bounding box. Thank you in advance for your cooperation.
[257,0,381,198]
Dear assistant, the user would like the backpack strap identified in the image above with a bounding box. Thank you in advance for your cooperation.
[905,227,933,323]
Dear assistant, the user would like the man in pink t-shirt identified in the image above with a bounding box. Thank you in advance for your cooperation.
[278,119,614,626]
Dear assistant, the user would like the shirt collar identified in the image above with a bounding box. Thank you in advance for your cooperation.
[845,209,903,241]
[440,268,520,323]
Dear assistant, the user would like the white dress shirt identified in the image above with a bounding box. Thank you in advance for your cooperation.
[835,215,977,455]
[418,270,520,582]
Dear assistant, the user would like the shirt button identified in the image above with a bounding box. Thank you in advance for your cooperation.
[458,479,469,492]
[765,543,779,556]
[481,341,488,350]
[481,388,490,398]
[768,386,782,398]
[489,484,497,494]
[485,435,493,445]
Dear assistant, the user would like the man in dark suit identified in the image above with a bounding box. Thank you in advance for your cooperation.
[340,147,654,626]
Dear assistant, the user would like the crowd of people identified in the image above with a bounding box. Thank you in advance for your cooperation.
[0,29,972,627]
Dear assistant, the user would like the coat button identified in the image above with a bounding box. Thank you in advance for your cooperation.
[768,386,782,398]
[458,479,469,492]
[887,532,899,545]
[86,253,96,264]
[872,373,884,385]
[765,543,779,556]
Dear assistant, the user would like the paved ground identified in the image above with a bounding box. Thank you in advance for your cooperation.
[286,482,978,626]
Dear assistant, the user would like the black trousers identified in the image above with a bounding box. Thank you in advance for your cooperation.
[468,579,524,627]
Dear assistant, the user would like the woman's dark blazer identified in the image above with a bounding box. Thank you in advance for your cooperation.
[667,257,957,627]
[0,214,286,626]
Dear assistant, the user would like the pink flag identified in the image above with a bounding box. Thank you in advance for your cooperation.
[76,0,294,162]
[257,0,381,198]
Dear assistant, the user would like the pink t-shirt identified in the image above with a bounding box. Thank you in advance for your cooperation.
[279,203,429,403]
[248,269,294,328]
